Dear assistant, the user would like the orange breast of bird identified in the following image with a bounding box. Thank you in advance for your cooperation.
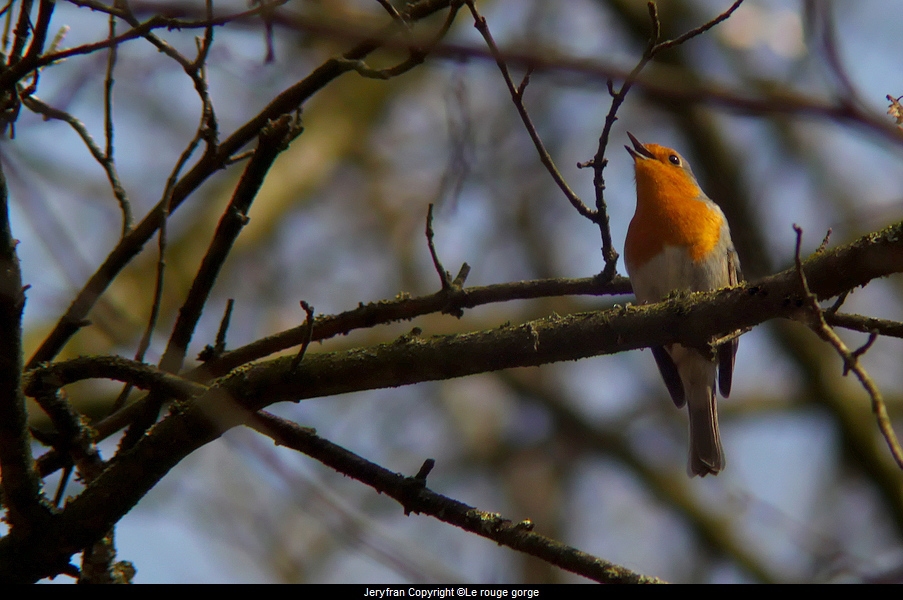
[625,144,724,273]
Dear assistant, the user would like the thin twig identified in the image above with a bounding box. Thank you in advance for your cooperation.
[826,290,848,315]
[110,126,203,414]
[464,0,593,221]
[653,0,744,52]
[376,0,407,24]
[103,15,115,160]
[8,0,34,65]
[587,0,744,279]
[337,0,460,80]
[192,0,218,151]
[825,311,903,339]
[791,224,903,471]
[34,0,292,73]
[425,203,451,289]
[708,326,752,349]
[21,94,132,237]
[197,298,236,362]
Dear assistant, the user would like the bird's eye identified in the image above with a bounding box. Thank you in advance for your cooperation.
[668,154,681,166]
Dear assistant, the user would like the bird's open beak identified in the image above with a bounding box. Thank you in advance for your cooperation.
[625,132,655,160]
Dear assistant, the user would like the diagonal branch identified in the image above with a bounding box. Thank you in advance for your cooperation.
[791,225,903,470]
[464,0,590,221]
[122,114,300,448]
[247,411,665,584]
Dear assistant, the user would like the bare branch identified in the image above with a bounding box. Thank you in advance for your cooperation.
[122,115,299,448]
[0,161,52,530]
[26,0,460,370]
[791,224,903,471]
[464,0,595,222]
[247,410,665,584]
[825,312,903,339]
[192,274,632,380]
[10,221,903,581]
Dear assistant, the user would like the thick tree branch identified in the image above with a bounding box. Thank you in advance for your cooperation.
[3,221,900,581]
[194,275,632,380]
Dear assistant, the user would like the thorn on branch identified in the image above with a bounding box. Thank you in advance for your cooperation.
[515,68,533,99]
[401,458,436,515]
[826,290,848,316]
[817,228,832,253]
[451,263,470,288]
[290,300,315,372]
[848,331,879,374]
[414,458,435,482]
[198,299,235,362]
[214,298,235,355]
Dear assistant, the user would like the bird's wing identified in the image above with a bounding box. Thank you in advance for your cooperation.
[652,346,686,408]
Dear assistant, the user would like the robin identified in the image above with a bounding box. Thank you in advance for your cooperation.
[624,132,742,477]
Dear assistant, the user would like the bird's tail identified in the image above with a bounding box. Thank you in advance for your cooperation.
[686,383,724,477]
